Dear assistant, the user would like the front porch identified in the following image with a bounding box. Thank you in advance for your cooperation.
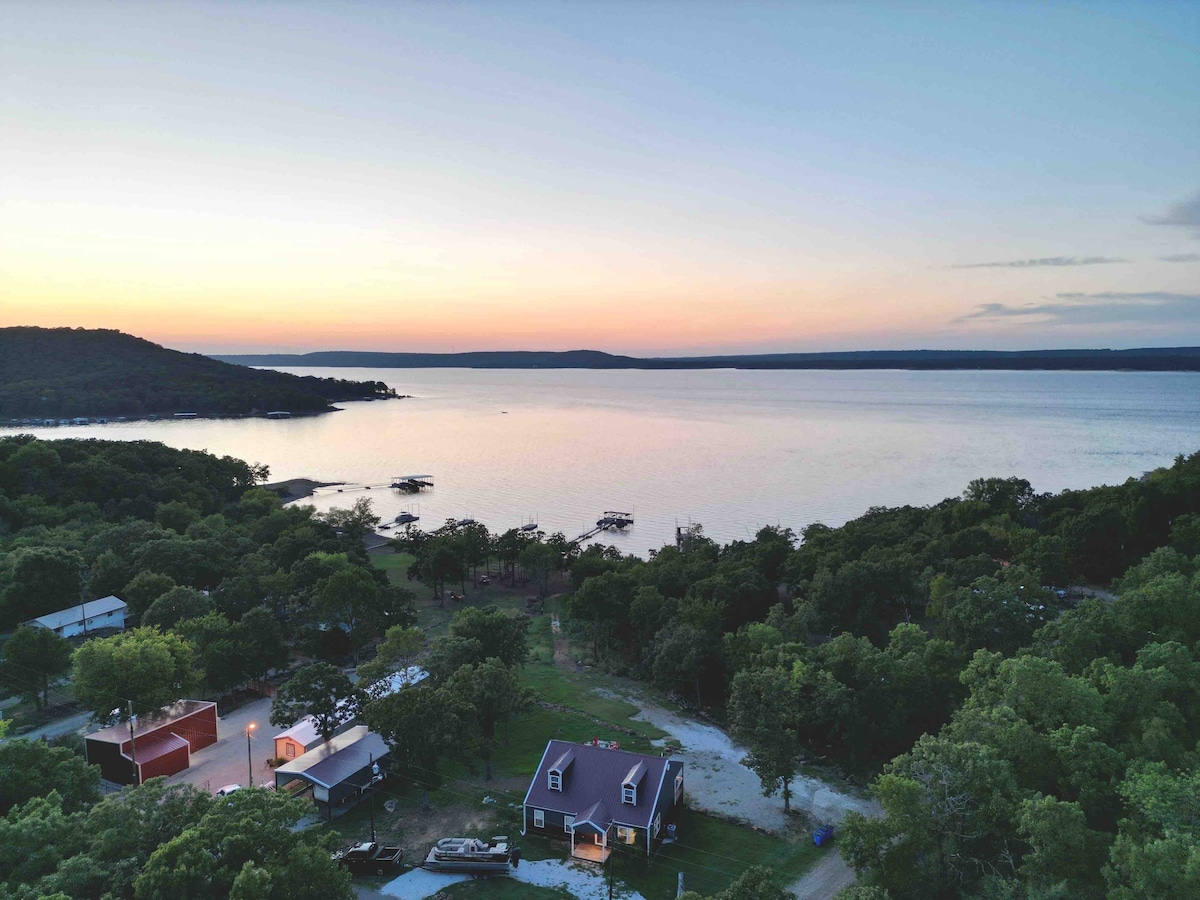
[570,840,611,864]
[570,818,613,864]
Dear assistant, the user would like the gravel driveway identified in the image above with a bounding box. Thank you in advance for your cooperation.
[619,690,880,831]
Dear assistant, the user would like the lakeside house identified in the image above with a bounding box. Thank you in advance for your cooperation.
[522,739,684,863]
[25,595,128,638]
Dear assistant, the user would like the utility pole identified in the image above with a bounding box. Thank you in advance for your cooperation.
[368,752,378,842]
[127,700,138,784]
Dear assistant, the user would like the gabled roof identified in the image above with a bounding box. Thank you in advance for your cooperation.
[273,725,388,789]
[274,715,322,748]
[28,595,126,631]
[524,739,671,830]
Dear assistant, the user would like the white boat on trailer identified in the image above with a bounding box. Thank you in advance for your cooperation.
[423,835,519,873]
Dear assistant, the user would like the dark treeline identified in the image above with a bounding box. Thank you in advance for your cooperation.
[216,346,1200,371]
[0,435,423,898]
[0,435,415,707]
[0,327,396,418]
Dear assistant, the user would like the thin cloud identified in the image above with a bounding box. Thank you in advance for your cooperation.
[948,256,1125,269]
[1143,191,1200,236]
[956,292,1200,325]
[1159,253,1200,263]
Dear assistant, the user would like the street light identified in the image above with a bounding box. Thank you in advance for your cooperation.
[246,722,257,788]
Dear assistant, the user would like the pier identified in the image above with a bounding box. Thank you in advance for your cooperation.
[390,475,434,492]
[571,511,634,544]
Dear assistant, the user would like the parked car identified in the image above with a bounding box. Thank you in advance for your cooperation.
[215,784,241,797]
[332,841,405,876]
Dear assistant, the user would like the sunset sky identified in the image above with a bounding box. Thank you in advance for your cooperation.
[2,1,1198,355]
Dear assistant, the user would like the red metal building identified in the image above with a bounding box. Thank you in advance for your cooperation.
[85,700,218,785]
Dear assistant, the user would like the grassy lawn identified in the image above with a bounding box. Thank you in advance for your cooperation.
[613,808,819,899]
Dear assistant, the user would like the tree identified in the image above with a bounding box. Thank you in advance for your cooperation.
[313,564,380,664]
[0,546,83,627]
[0,625,72,708]
[729,667,804,813]
[448,606,529,668]
[445,658,531,779]
[415,539,464,605]
[357,625,425,686]
[269,662,363,741]
[133,788,352,900]
[120,571,177,620]
[236,606,288,681]
[678,865,795,900]
[520,540,560,600]
[364,683,477,806]
[141,585,214,629]
[72,627,202,722]
[0,739,99,815]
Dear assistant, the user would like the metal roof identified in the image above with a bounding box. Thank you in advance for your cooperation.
[524,740,670,830]
[87,700,216,744]
[273,726,389,789]
[273,715,322,748]
[28,595,126,631]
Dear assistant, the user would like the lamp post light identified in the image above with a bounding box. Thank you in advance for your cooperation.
[246,722,257,788]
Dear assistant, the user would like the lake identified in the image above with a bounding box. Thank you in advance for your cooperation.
[7,368,1200,552]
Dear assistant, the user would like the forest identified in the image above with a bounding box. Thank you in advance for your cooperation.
[0,327,395,419]
[2,434,1198,898]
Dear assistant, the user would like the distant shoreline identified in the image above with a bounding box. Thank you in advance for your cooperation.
[214,347,1200,373]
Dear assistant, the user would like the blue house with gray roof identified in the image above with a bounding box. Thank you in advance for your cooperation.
[522,739,684,862]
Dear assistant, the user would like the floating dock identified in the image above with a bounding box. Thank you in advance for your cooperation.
[391,475,434,493]
[572,511,634,544]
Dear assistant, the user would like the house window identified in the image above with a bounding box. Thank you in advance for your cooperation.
[548,772,561,791]
[533,809,545,829]
[285,744,295,759]
[622,785,636,805]
[564,815,574,834]
[652,813,662,838]
[675,773,684,803]
[616,826,636,844]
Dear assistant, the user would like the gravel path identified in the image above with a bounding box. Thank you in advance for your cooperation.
[787,852,856,899]
[379,860,646,900]
[620,691,880,831]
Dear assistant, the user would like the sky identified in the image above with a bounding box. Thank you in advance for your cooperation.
[1,1,1198,355]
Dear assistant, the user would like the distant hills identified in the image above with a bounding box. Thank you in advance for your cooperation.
[0,328,396,419]
[215,347,1200,372]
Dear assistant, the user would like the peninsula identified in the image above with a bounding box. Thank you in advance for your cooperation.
[0,327,396,419]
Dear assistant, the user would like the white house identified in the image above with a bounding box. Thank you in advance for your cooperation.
[26,595,128,638]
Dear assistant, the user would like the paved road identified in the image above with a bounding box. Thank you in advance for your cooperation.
[1,709,94,743]
[165,696,275,794]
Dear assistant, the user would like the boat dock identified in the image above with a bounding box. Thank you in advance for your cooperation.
[571,511,634,544]
[391,474,434,493]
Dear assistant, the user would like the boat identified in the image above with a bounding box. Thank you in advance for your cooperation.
[423,836,517,873]
[395,512,419,525]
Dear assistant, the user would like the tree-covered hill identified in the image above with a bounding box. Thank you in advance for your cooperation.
[0,327,395,419]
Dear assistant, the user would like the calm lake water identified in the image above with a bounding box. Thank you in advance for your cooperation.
[8,368,1200,552]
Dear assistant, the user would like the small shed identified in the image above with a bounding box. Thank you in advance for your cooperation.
[84,700,218,785]
[273,725,388,819]
[26,595,128,638]
[273,714,343,762]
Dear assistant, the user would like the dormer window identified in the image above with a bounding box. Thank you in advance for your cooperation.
[621,760,647,805]
[546,748,574,792]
